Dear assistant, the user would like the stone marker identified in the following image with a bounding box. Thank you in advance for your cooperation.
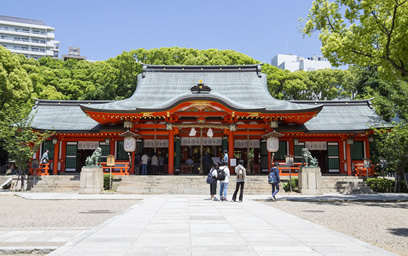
[299,167,323,195]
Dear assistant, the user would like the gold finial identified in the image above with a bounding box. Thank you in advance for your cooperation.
[199,79,203,84]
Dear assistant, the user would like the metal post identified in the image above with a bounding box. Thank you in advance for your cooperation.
[109,167,112,191]
[200,128,203,175]
[289,166,292,192]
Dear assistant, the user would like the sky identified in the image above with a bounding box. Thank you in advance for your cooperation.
[2,0,323,63]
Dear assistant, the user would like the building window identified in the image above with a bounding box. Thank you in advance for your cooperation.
[274,141,288,160]
[116,141,128,160]
[41,140,54,160]
[327,142,340,172]
[294,142,305,163]
[351,141,364,160]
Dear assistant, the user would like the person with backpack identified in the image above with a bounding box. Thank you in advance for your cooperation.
[206,163,219,201]
[232,159,246,202]
[268,162,281,201]
[218,160,230,201]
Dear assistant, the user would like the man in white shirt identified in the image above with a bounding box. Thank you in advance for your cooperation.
[41,149,49,163]
[151,153,158,175]
[141,153,148,175]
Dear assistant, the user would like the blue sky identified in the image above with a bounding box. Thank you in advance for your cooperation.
[3,0,322,62]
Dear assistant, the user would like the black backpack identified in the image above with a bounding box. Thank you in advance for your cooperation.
[217,167,226,181]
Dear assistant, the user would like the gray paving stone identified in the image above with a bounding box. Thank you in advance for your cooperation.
[33,195,398,256]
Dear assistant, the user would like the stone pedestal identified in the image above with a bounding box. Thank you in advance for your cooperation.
[298,167,323,195]
[79,167,103,194]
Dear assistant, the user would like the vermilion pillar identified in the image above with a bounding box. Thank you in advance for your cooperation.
[60,140,66,173]
[53,141,59,175]
[228,130,234,174]
[168,128,174,175]
[346,142,352,176]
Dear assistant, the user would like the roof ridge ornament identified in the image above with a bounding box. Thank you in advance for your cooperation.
[190,80,211,94]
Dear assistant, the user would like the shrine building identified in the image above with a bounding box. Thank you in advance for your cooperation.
[29,64,388,177]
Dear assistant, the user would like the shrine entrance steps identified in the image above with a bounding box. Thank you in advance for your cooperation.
[321,176,374,194]
[116,175,275,195]
[25,175,373,194]
[30,175,80,193]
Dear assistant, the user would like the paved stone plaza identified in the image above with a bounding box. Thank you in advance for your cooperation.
[1,193,407,256]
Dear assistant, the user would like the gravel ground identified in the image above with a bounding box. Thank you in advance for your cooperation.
[0,195,140,228]
[262,200,408,256]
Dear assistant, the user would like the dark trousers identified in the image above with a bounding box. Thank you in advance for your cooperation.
[152,165,158,175]
[210,182,217,196]
[232,181,245,201]
[272,182,279,197]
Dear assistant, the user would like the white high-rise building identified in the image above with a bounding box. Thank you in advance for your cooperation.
[0,15,59,59]
[271,54,331,72]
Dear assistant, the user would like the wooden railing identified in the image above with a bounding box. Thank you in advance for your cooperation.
[353,163,375,177]
[277,162,304,177]
[101,162,130,176]
[29,163,50,176]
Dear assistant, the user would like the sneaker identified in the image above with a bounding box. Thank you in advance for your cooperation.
[220,197,224,201]
[271,196,275,201]
[212,197,219,201]
[224,198,228,201]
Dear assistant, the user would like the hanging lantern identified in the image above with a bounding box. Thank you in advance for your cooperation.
[207,128,213,137]
[189,127,197,136]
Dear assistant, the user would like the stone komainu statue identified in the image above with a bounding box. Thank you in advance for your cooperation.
[85,147,102,167]
[301,148,318,168]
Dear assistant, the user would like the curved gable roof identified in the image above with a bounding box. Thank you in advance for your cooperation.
[80,64,322,114]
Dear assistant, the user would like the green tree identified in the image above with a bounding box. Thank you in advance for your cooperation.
[0,107,53,190]
[374,122,408,192]
[264,63,354,100]
[302,0,408,79]
[0,46,33,117]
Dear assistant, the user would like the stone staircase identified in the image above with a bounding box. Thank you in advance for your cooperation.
[30,175,80,192]
[117,175,276,195]
[321,176,374,194]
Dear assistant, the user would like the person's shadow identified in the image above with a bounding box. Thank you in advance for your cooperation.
[388,228,408,237]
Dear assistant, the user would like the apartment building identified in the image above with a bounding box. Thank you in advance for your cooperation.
[271,54,332,72]
[0,15,59,59]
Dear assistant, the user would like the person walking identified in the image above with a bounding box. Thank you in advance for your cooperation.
[141,152,148,175]
[232,159,246,202]
[41,149,49,163]
[219,160,230,201]
[207,163,219,201]
[134,153,141,175]
[223,150,228,166]
[269,162,281,201]
[158,153,165,175]
[151,153,158,175]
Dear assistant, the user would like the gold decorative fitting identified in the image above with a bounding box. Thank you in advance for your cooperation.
[190,102,211,111]
[142,112,154,117]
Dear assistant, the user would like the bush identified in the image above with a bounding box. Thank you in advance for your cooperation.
[365,178,408,193]
[283,177,298,192]
[104,173,112,190]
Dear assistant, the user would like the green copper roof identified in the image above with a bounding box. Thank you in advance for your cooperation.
[29,99,388,133]
[290,100,390,132]
[80,65,322,114]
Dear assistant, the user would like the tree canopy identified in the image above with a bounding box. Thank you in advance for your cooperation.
[302,0,408,79]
